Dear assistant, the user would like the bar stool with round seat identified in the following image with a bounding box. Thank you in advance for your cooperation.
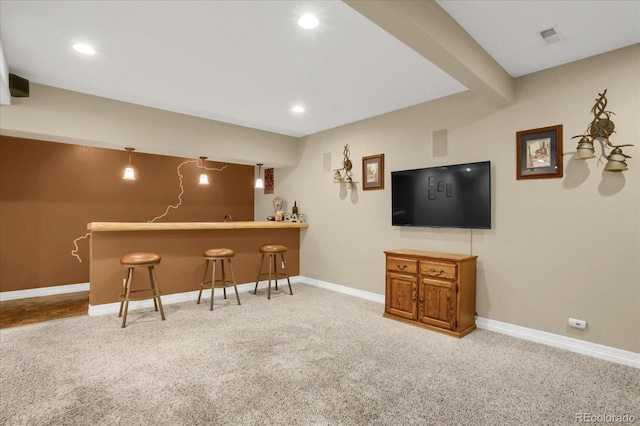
[119,252,165,328]
[197,248,241,311]
[254,244,292,300]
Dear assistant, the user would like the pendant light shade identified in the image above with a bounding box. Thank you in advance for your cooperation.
[604,147,629,172]
[255,163,264,189]
[199,156,209,185]
[122,147,136,180]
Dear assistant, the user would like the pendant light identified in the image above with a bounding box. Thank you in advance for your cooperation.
[122,147,136,180]
[255,163,264,189]
[199,156,209,185]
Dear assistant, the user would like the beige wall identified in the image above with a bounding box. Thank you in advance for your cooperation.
[1,43,638,353]
[256,44,640,353]
[0,83,298,168]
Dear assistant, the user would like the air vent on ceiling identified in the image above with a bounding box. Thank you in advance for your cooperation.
[539,27,560,44]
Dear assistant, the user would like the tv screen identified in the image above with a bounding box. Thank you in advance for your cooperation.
[391,161,491,229]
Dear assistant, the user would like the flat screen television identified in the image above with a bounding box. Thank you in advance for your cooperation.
[391,161,491,229]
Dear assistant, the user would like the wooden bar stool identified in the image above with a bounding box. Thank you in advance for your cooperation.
[119,252,165,328]
[197,248,241,311]
[254,244,292,300]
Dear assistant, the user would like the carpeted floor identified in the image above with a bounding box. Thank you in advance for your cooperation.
[1,284,638,425]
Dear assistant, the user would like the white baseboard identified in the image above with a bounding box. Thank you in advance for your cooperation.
[298,276,385,304]
[475,317,639,369]
[0,282,89,301]
[88,278,302,316]
[6,278,638,368]
[299,277,638,369]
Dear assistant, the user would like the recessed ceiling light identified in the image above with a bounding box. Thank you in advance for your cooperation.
[292,106,305,113]
[73,43,96,55]
[298,14,319,29]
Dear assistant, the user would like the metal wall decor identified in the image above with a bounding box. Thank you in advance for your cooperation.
[572,89,633,172]
[333,144,354,189]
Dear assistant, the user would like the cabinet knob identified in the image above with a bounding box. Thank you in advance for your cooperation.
[397,264,407,270]
[419,298,424,303]
[412,297,416,302]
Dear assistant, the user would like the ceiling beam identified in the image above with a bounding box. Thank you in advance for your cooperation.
[344,0,515,108]
[0,39,11,106]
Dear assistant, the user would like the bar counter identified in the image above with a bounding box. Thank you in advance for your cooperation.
[88,221,309,231]
[88,221,308,306]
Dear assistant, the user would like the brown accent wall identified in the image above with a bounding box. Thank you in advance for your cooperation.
[0,135,254,292]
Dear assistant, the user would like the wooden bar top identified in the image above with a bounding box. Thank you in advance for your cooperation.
[88,221,309,232]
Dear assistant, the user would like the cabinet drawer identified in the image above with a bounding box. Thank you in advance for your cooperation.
[387,257,418,275]
[420,261,457,280]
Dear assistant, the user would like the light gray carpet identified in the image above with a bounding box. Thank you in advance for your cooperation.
[1,284,638,425]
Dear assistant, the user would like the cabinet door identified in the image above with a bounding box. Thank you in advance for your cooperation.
[386,273,418,320]
[419,278,457,330]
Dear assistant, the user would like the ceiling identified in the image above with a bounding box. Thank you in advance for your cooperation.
[1,1,638,138]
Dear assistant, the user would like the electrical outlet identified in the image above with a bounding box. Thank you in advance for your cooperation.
[568,318,586,329]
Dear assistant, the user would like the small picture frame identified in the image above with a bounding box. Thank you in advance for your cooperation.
[362,154,384,191]
[428,176,436,188]
[264,168,274,194]
[516,125,563,180]
[437,181,444,192]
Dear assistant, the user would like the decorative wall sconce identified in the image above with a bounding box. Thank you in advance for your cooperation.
[333,144,354,189]
[572,89,633,172]
[122,147,136,180]
[199,156,209,185]
[255,163,264,189]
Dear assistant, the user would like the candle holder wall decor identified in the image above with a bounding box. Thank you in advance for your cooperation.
[333,144,355,190]
[572,89,633,172]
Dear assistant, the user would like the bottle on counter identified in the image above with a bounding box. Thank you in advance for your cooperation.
[292,201,298,215]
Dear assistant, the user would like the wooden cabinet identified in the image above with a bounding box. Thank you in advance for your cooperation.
[384,249,477,338]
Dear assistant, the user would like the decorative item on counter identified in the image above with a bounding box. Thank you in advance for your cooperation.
[298,214,307,223]
[290,201,301,222]
[273,196,284,221]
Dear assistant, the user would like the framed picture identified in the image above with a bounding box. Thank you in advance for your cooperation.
[516,125,563,180]
[264,168,274,194]
[362,154,384,190]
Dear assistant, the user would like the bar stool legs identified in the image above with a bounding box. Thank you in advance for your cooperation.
[197,248,241,310]
[254,244,292,299]
[118,252,165,328]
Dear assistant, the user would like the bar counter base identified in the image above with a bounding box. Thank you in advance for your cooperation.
[88,222,307,306]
